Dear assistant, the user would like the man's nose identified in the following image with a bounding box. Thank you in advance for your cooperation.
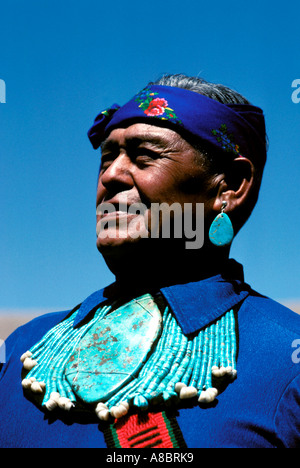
[100,153,134,192]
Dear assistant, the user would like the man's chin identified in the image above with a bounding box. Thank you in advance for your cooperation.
[96,233,147,256]
[97,236,153,277]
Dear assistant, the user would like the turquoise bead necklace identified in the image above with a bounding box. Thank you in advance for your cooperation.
[20,294,237,420]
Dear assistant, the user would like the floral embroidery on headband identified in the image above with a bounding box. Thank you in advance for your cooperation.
[212,124,243,157]
[134,87,182,125]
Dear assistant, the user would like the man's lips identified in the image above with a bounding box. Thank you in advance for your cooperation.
[99,210,133,220]
[96,200,147,218]
[96,213,136,235]
[96,202,146,236]
[96,203,135,221]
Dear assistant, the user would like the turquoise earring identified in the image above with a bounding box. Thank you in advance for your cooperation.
[209,202,234,247]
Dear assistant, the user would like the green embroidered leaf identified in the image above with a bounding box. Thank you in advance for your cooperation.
[139,102,151,111]
[164,108,178,119]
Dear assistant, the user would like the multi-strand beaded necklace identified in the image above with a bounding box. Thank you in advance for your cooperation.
[21,293,237,421]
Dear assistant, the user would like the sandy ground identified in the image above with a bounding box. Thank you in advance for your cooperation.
[1,302,300,342]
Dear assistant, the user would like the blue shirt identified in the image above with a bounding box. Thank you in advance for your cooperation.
[1,260,300,448]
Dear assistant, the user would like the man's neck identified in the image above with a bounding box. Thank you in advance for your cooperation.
[103,241,230,294]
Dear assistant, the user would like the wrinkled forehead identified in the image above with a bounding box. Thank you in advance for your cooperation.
[101,123,187,152]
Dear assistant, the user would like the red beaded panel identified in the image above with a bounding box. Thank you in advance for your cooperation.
[104,411,186,448]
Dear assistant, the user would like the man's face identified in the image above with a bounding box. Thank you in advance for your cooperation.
[96,123,214,259]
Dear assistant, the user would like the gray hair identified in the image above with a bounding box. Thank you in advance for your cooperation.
[150,73,251,105]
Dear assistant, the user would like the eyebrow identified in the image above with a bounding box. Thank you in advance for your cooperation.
[101,133,170,153]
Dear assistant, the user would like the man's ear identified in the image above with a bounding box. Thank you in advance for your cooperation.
[212,157,255,213]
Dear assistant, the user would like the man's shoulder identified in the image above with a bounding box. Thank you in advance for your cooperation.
[26,309,71,330]
[4,310,72,358]
[4,286,108,351]
[9,310,70,337]
[243,290,300,335]
[0,309,74,381]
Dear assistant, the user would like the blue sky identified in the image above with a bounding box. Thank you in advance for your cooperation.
[0,0,299,312]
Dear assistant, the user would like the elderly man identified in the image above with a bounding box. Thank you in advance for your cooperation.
[1,74,299,448]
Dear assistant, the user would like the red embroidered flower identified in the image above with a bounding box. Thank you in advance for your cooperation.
[144,98,168,116]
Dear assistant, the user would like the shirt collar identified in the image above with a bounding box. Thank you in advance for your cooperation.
[72,259,250,334]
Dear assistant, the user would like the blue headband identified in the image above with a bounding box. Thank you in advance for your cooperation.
[88,85,267,165]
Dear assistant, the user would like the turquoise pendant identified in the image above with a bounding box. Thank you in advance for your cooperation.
[209,213,234,246]
[65,294,162,404]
